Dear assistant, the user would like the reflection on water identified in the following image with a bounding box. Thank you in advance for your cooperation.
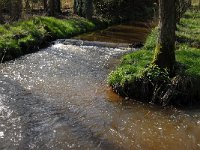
[0,39,200,150]
[74,22,154,44]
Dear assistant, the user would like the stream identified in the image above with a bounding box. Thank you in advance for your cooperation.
[0,23,200,150]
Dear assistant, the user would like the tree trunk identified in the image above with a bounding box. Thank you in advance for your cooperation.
[0,13,3,24]
[153,0,176,74]
[0,1,4,23]
[47,0,55,16]
[74,0,93,19]
[11,0,23,21]
[85,0,93,19]
[47,0,61,16]
[74,0,83,16]
[43,0,48,11]
[55,0,62,14]
[74,0,77,14]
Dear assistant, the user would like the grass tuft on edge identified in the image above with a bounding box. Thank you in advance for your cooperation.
[0,16,107,61]
[108,7,200,106]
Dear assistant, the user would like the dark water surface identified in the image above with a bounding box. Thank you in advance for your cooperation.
[74,22,153,44]
[0,24,200,150]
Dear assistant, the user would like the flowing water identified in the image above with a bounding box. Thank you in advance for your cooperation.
[0,23,200,150]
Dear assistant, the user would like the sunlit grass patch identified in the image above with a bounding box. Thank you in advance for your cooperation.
[143,27,158,50]
[108,6,200,87]
[177,8,200,47]
[0,16,99,61]
[177,44,200,76]
[108,49,153,86]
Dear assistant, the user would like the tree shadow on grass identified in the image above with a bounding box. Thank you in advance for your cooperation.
[176,36,200,48]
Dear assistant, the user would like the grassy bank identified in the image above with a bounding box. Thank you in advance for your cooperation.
[0,16,109,62]
[108,7,200,107]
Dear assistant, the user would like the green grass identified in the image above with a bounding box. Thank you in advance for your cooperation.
[108,50,153,86]
[108,7,200,87]
[177,44,200,76]
[177,8,200,47]
[0,16,103,61]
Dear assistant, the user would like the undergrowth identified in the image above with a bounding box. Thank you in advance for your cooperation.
[108,6,200,106]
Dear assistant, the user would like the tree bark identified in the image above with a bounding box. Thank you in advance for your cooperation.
[153,0,176,74]
[47,0,61,16]
[11,0,23,21]
[55,0,62,14]
[0,1,4,23]
[43,0,48,11]
[74,0,93,19]
[74,0,83,16]
[85,0,93,19]
[47,0,54,16]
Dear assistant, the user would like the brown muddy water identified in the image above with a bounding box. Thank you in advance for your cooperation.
[74,22,153,45]
[0,23,200,150]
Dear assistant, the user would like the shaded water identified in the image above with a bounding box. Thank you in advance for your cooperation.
[0,25,200,150]
[75,22,153,44]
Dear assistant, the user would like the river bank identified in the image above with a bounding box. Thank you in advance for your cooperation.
[108,6,200,107]
[1,33,200,150]
[0,16,110,62]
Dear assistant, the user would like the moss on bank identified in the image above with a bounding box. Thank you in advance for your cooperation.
[0,16,109,62]
[108,7,200,107]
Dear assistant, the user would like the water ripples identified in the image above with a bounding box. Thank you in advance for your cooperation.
[0,40,200,150]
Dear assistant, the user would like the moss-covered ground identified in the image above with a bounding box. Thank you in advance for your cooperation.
[0,16,109,62]
[108,7,200,107]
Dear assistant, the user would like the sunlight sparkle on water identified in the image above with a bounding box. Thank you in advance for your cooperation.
[0,131,4,138]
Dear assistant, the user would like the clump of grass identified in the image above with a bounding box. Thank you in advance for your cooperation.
[0,16,103,61]
[143,27,158,50]
[108,50,153,86]
[108,6,200,106]
[177,44,200,76]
